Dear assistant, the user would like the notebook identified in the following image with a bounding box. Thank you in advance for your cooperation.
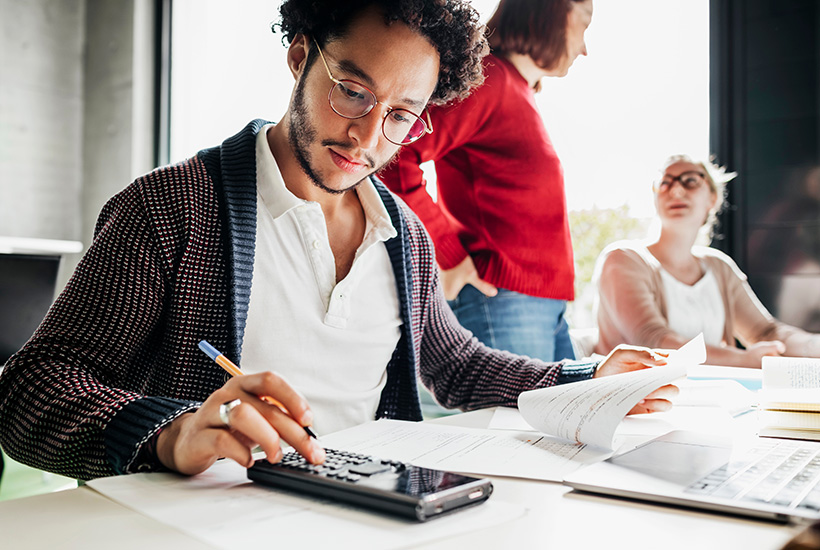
[563,430,820,523]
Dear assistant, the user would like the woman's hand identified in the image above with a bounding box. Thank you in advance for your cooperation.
[440,256,497,301]
[744,340,786,367]
[594,344,679,414]
[156,372,324,475]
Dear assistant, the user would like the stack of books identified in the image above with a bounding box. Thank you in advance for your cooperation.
[758,357,820,441]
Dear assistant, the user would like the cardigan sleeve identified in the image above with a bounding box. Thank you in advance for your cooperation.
[0,182,199,480]
[712,252,820,357]
[594,245,677,351]
[404,209,594,409]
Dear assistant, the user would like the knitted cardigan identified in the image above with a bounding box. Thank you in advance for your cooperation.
[0,120,595,481]
[594,240,820,356]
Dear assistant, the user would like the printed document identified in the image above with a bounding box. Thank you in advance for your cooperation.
[517,334,704,450]
[320,419,609,482]
[318,336,706,481]
[87,457,525,550]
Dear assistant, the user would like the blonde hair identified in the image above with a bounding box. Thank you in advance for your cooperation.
[660,154,737,237]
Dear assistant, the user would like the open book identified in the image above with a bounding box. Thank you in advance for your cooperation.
[759,357,820,441]
[517,334,705,450]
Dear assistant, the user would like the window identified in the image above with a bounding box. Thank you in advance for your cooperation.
[168,0,710,328]
[539,0,710,326]
[170,0,292,161]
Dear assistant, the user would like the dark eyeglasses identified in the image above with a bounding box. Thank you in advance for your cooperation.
[313,39,433,146]
[654,171,707,193]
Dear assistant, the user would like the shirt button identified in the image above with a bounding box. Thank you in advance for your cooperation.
[312,240,320,249]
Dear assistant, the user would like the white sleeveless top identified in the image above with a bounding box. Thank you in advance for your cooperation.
[660,266,726,346]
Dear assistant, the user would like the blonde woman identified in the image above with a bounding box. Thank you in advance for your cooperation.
[594,154,820,367]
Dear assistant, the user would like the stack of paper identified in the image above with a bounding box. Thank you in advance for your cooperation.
[758,357,820,441]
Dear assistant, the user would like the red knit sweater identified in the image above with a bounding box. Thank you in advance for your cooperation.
[379,54,574,300]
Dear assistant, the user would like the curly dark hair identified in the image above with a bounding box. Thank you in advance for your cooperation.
[275,0,488,105]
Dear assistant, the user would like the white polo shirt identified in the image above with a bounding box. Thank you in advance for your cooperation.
[241,125,402,435]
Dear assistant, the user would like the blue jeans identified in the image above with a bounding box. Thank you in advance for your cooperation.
[448,285,575,362]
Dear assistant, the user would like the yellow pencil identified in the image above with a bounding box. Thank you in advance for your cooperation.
[198,340,317,438]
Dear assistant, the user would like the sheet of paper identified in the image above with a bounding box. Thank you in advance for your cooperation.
[488,404,735,457]
[517,334,704,450]
[665,332,708,367]
[617,406,736,437]
[87,457,525,550]
[320,419,610,482]
[687,364,763,383]
[488,406,538,431]
[489,403,736,437]
[672,378,756,416]
[762,357,820,389]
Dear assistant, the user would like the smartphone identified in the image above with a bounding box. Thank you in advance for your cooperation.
[247,447,493,521]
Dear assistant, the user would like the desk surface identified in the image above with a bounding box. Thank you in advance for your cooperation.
[1,387,804,550]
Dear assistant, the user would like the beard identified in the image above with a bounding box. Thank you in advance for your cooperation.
[288,75,382,196]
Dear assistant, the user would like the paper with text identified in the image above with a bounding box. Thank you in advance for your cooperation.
[488,405,736,458]
[762,357,820,389]
[87,457,524,550]
[517,334,704,450]
[760,357,820,414]
[320,419,610,481]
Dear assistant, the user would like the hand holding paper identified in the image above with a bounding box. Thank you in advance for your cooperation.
[593,346,674,414]
[518,334,706,450]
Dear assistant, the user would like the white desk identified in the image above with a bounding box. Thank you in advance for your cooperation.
[0,375,806,550]
[423,408,800,550]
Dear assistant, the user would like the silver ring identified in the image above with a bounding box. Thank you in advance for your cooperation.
[218,398,242,428]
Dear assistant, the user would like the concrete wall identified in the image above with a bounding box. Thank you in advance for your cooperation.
[0,0,156,289]
[0,0,86,242]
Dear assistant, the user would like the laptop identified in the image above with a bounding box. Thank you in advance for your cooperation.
[563,430,820,523]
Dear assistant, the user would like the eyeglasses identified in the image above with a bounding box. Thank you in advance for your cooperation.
[313,39,433,146]
[654,171,707,193]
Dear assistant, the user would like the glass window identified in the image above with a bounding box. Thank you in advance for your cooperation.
[169,0,709,328]
[170,0,292,161]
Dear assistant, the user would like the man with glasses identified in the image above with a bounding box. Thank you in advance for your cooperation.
[0,0,674,481]
[314,38,434,146]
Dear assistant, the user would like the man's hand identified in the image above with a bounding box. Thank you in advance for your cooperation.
[440,256,498,301]
[594,344,679,415]
[156,372,325,475]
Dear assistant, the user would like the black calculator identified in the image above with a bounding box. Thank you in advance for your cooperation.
[247,447,493,521]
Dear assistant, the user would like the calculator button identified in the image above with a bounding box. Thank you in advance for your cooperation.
[349,462,392,476]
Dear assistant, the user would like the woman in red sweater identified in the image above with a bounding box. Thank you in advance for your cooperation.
[379,0,592,361]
